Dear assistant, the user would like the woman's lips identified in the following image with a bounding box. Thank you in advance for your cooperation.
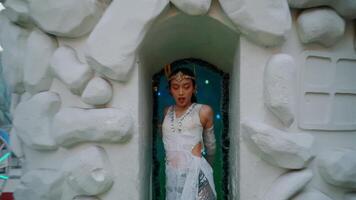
[178,97,185,103]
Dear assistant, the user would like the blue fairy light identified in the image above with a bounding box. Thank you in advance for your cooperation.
[216,114,221,119]
[205,80,209,84]
[158,92,161,96]
[0,152,10,163]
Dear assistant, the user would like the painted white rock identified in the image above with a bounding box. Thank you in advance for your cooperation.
[63,146,114,195]
[264,169,313,200]
[52,107,133,147]
[318,148,356,189]
[288,0,356,19]
[219,0,291,46]
[86,0,169,81]
[13,169,65,200]
[0,14,29,93]
[242,120,315,169]
[3,0,32,27]
[51,46,93,95]
[81,77,112,105]
[170,0,211,15]
[73,196,100,200]
[27,0,106,37]
[13,91,60,150]
[19,92,32,102]
[292,190,333,200]
[57,35,89,64]
[297,8,345,47]
[344,193,356,200]
[264,54,296,127]
[9,128,24,158]
[23,29,57,94]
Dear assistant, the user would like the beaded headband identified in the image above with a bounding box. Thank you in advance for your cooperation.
[164,64,196,82]
[168,71,195,82]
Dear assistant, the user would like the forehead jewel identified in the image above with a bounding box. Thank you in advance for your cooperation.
[169,71,195,82]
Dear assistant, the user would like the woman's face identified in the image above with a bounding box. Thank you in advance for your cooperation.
[170,78,195,108]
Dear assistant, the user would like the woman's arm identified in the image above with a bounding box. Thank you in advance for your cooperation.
[200,105,216,165]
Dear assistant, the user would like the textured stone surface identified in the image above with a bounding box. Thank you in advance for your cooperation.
[52,107,133,147]
[264,54,296,127]
[170,0,211,15]
[242,120,315,169]
[219,0,291,46]
[63,146,114,195]
[288,0,356,19]
[13,91,60,150]
[27,0,106,37]
[13,169,65,200]
[23,28,57,94]
[57,35,89,64]
[264,169,313,200]
[318,148,356,189]
[3,0,32,27]
[51,46,93,95]
[345,193,356,200]
[0,14,29,93]
[297,8,345,47]
[81,77,112,105]
[292,190,333,200]
[86,0,169,81]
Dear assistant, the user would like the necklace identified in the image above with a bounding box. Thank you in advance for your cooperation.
[169,103,196,133]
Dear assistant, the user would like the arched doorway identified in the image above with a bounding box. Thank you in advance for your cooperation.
[137,8,240,200]
[152,58,230,200]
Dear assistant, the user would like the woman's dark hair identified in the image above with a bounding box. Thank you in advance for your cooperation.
[168,67,197,103]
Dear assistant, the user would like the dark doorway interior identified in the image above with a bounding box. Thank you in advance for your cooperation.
[152,58,230,200]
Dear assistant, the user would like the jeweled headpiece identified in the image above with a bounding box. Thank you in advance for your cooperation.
[168,71,195,82]
[164,64,196,82]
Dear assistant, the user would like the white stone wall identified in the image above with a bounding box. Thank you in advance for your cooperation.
[239,9,356,200]
[0,0,356,200]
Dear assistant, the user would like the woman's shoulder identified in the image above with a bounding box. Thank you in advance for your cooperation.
[196,104,213,119]
[196,104,214,128]
[196,104,213,113]
[163,105,173,116]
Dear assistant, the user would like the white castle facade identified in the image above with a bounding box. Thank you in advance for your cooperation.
[0,0,356,199]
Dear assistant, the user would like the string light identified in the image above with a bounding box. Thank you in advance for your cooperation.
[205,80,209,84]
[0,152,10,163]
[216,114,221,119]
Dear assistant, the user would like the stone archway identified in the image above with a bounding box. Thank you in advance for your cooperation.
[137,7,240,199]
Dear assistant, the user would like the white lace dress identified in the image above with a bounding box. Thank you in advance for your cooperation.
[162,103,216,200]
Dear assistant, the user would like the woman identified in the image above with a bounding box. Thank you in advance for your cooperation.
[162,67,217,200]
